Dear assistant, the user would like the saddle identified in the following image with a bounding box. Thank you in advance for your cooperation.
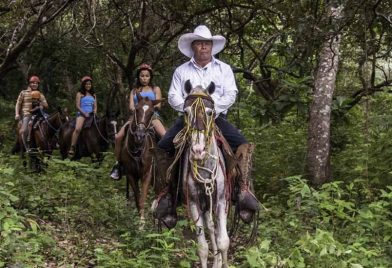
[156,127,238,204]
[152,128,240,228]
[214,128,238,179]
[70,115,94,129]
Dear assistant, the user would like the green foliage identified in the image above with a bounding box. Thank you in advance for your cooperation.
[239,177,392,268]
[0,167,56,267]
[0,151,199,267]
[94,226,198,267]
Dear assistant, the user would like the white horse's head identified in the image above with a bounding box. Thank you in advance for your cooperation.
[183,80,216,161]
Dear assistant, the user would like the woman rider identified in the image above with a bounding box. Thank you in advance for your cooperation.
[110,63,166,180]
[68,76,97,156]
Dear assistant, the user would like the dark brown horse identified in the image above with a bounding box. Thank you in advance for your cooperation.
[13,109,69,170]
[58,113,117,161]
[119,93,162,224]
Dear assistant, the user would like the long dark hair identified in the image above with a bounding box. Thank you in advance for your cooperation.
[79,79,95,96]
[135,67,154,89]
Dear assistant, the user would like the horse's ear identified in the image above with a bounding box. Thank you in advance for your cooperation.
[207,82,215,95]
[184,80,192,94]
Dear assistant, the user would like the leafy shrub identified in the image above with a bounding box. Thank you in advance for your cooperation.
[240,177,392,268]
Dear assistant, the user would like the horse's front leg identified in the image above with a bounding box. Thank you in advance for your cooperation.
[139,165,152,227]
[204,210,221,268]
[127,174,140,211]
[87,138,101,161]
[215,179,230,268]
[187,179,209,268]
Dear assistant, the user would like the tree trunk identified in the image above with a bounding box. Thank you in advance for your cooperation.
[306,5,343,186]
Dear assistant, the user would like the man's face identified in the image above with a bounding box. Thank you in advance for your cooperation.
[192,40,213,62]
[29,81,39,90]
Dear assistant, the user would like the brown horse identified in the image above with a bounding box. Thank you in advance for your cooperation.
[58,113,117,161]
[119,93,162,224]
[13,109,69,170]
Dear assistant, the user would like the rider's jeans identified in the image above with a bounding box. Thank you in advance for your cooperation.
[21,115,32,147]
[158,114,247,155]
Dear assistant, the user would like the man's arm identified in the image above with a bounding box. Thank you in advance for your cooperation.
[213,65,238,115]
[168,69,185,112]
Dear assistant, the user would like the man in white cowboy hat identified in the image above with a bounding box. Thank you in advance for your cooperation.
[153,25,259,227]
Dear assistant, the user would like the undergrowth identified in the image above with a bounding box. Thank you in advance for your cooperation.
[1,153,390,267]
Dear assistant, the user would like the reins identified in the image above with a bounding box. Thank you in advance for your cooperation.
[43,111,63,133]
[93,115,112,144]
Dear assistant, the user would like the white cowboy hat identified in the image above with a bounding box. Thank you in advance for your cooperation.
[178,25,226,58]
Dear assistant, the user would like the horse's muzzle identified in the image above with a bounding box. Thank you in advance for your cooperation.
[135,125,146,143]
[190,144,206,160]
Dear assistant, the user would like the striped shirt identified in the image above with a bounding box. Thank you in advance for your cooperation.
[15,88,48,117]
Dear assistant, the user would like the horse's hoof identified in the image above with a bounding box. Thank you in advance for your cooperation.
[161,214,177,229]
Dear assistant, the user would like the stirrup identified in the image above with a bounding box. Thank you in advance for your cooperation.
[238,188,259,224]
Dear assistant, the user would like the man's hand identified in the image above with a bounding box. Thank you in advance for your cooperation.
[15,114,20,121]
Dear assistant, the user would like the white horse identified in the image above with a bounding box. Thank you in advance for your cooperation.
[175,80,230,268]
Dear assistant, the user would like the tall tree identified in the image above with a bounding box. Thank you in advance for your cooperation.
[306,4,344,186]
[0,0,75,82]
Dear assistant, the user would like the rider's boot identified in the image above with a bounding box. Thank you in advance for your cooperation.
[235,143,259,223]
[110,135,123,180]
[110,161,122,180]
[151,147,177,228]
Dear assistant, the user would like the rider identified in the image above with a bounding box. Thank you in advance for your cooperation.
[30,90,45,127]
[15,75,48,150]
[153,25,259,225]
[110,63,166,180]
[68,76,97,157]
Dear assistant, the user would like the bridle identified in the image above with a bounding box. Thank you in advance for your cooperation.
[126,102,155,156]
[129,104,154,134]
[167,91,216,181]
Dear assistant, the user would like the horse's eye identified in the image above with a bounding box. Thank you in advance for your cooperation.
[206,110,213,116]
